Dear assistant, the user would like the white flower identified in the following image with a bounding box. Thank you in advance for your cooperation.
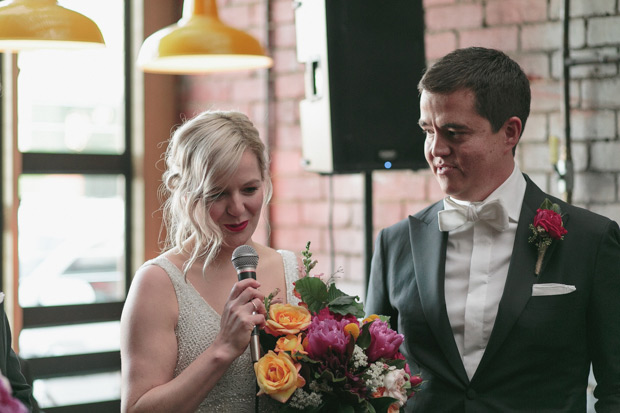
[365,362,388,393]
[382,368,409,406]
[351,345,368,369]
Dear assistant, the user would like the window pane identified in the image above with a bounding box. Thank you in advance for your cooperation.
[19,321,120,358]
[18,175,126,307]
[33,371,120,409]
[16,0,125,154]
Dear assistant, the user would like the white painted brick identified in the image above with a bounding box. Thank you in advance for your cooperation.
[523,171,551,193]
[591,141,620,171]
[550,110,616,140]
[520,142,555,171]
[552,48,620,79]
[522,22,563,51]
[572,172,616,203]
[589,204,620,223]
[581,78,620,109]
[518,52,551,79]
[588,16,620,46]
[522,113,548,142]
[570,142,589,172]
[546,0,613,20]
[530,80,563,112]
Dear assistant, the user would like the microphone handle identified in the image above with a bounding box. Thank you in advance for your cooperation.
[237,270,261,362]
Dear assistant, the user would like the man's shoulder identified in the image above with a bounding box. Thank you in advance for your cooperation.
[524,175,616,232]
[381,200,443,235]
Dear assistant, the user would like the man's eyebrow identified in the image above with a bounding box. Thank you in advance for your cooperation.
[417,120,469,130]
[441,122,469,130]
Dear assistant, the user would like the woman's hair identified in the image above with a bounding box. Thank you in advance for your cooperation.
[160,110,272,276]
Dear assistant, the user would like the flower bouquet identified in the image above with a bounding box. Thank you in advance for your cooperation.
[254,242,422,412]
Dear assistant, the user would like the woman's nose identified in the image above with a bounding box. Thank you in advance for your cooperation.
[226,193,245,216]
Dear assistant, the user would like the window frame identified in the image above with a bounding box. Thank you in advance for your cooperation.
[1,1,134,411]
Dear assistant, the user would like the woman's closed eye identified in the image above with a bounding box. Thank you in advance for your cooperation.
[242,186,259,195]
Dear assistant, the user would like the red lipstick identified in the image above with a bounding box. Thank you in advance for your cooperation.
[225,221,249,232]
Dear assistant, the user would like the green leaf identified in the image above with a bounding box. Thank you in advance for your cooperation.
[385,358,406,370]
[318,368,347,384]
[360,400,376,413]
[295,277,329,313]
[329,295,365,319]
[356,321,373,349]
[326,283,346,301]
[539,198,554,210]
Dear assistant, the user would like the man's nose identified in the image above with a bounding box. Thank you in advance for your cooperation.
[431,134,450,157]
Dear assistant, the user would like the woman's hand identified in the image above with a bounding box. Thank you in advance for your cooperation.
[213,278,266,357]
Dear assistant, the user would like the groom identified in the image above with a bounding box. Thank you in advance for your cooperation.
[365,47,620,412]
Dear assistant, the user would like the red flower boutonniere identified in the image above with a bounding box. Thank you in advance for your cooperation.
[528,198,567,276]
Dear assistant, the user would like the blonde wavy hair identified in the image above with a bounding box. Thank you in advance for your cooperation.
[160,110,272,276]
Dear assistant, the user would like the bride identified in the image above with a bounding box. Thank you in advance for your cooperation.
[120,110,300,412]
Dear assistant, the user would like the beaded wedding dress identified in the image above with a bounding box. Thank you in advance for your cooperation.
[144,250,300,412]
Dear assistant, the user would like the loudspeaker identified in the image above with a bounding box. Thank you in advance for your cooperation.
[294,0,426,174]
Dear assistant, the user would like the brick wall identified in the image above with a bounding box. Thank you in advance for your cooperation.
[180,0,620,299]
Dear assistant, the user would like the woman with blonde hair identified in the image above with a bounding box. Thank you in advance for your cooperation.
[120,110,299,412]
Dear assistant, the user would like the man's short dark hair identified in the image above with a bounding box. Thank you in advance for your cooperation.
[418,47,531,137]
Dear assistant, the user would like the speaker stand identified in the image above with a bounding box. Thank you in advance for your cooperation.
[363,171,373,299]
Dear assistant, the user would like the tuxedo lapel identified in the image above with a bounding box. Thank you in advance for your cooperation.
[473,176,556,380]
[409,205,469,385]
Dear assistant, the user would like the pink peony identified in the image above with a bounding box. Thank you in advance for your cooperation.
[314,307,359,325]
[306,316,351,359]
[366,320,404,362]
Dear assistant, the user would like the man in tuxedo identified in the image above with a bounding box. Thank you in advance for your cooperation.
[365,47,620,412]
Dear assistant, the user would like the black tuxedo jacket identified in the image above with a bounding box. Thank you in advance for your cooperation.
[0,302,33,411]
[365,175,620,412]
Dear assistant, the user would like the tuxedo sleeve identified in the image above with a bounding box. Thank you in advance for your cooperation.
[590,220,620,412]
[365,229,398,331]
[1,308,33,411]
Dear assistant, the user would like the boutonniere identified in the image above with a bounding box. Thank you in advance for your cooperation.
[528,198,567,276]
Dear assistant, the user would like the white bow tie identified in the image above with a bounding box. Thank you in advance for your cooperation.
[438,197,509,232]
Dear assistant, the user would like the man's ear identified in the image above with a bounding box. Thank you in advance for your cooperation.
[503,116,522,150]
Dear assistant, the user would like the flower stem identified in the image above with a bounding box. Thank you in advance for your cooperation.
[535,243,548,276]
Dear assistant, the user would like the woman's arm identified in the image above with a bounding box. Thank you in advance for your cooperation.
[120,265,265,413]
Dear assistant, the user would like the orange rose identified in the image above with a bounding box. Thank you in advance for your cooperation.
[275,334,308,359]
[254,350,306,403]
[265,303,311,336]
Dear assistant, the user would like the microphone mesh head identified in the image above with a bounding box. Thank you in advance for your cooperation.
[231,245,259,270]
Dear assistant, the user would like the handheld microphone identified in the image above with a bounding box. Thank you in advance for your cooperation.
[231,245,261,362]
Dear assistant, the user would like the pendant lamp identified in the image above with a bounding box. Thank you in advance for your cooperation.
[137,0,273,74]
[0,0,105,52]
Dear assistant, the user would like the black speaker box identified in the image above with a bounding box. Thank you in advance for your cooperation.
[294,0,427,174]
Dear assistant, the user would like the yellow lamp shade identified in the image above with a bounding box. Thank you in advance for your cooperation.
[138,0,272,74]
[0,0,105,52]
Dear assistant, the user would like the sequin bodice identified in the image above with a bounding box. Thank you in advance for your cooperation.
[144,250,299,412]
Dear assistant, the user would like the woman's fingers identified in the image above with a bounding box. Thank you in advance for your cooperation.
[228,278,261,300]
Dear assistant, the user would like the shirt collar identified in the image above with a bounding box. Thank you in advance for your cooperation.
[445,163,526,222]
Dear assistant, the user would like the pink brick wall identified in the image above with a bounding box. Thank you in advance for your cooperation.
[180,0,620,296]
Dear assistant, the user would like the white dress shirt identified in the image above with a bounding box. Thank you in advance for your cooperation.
[443,164,526,380]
